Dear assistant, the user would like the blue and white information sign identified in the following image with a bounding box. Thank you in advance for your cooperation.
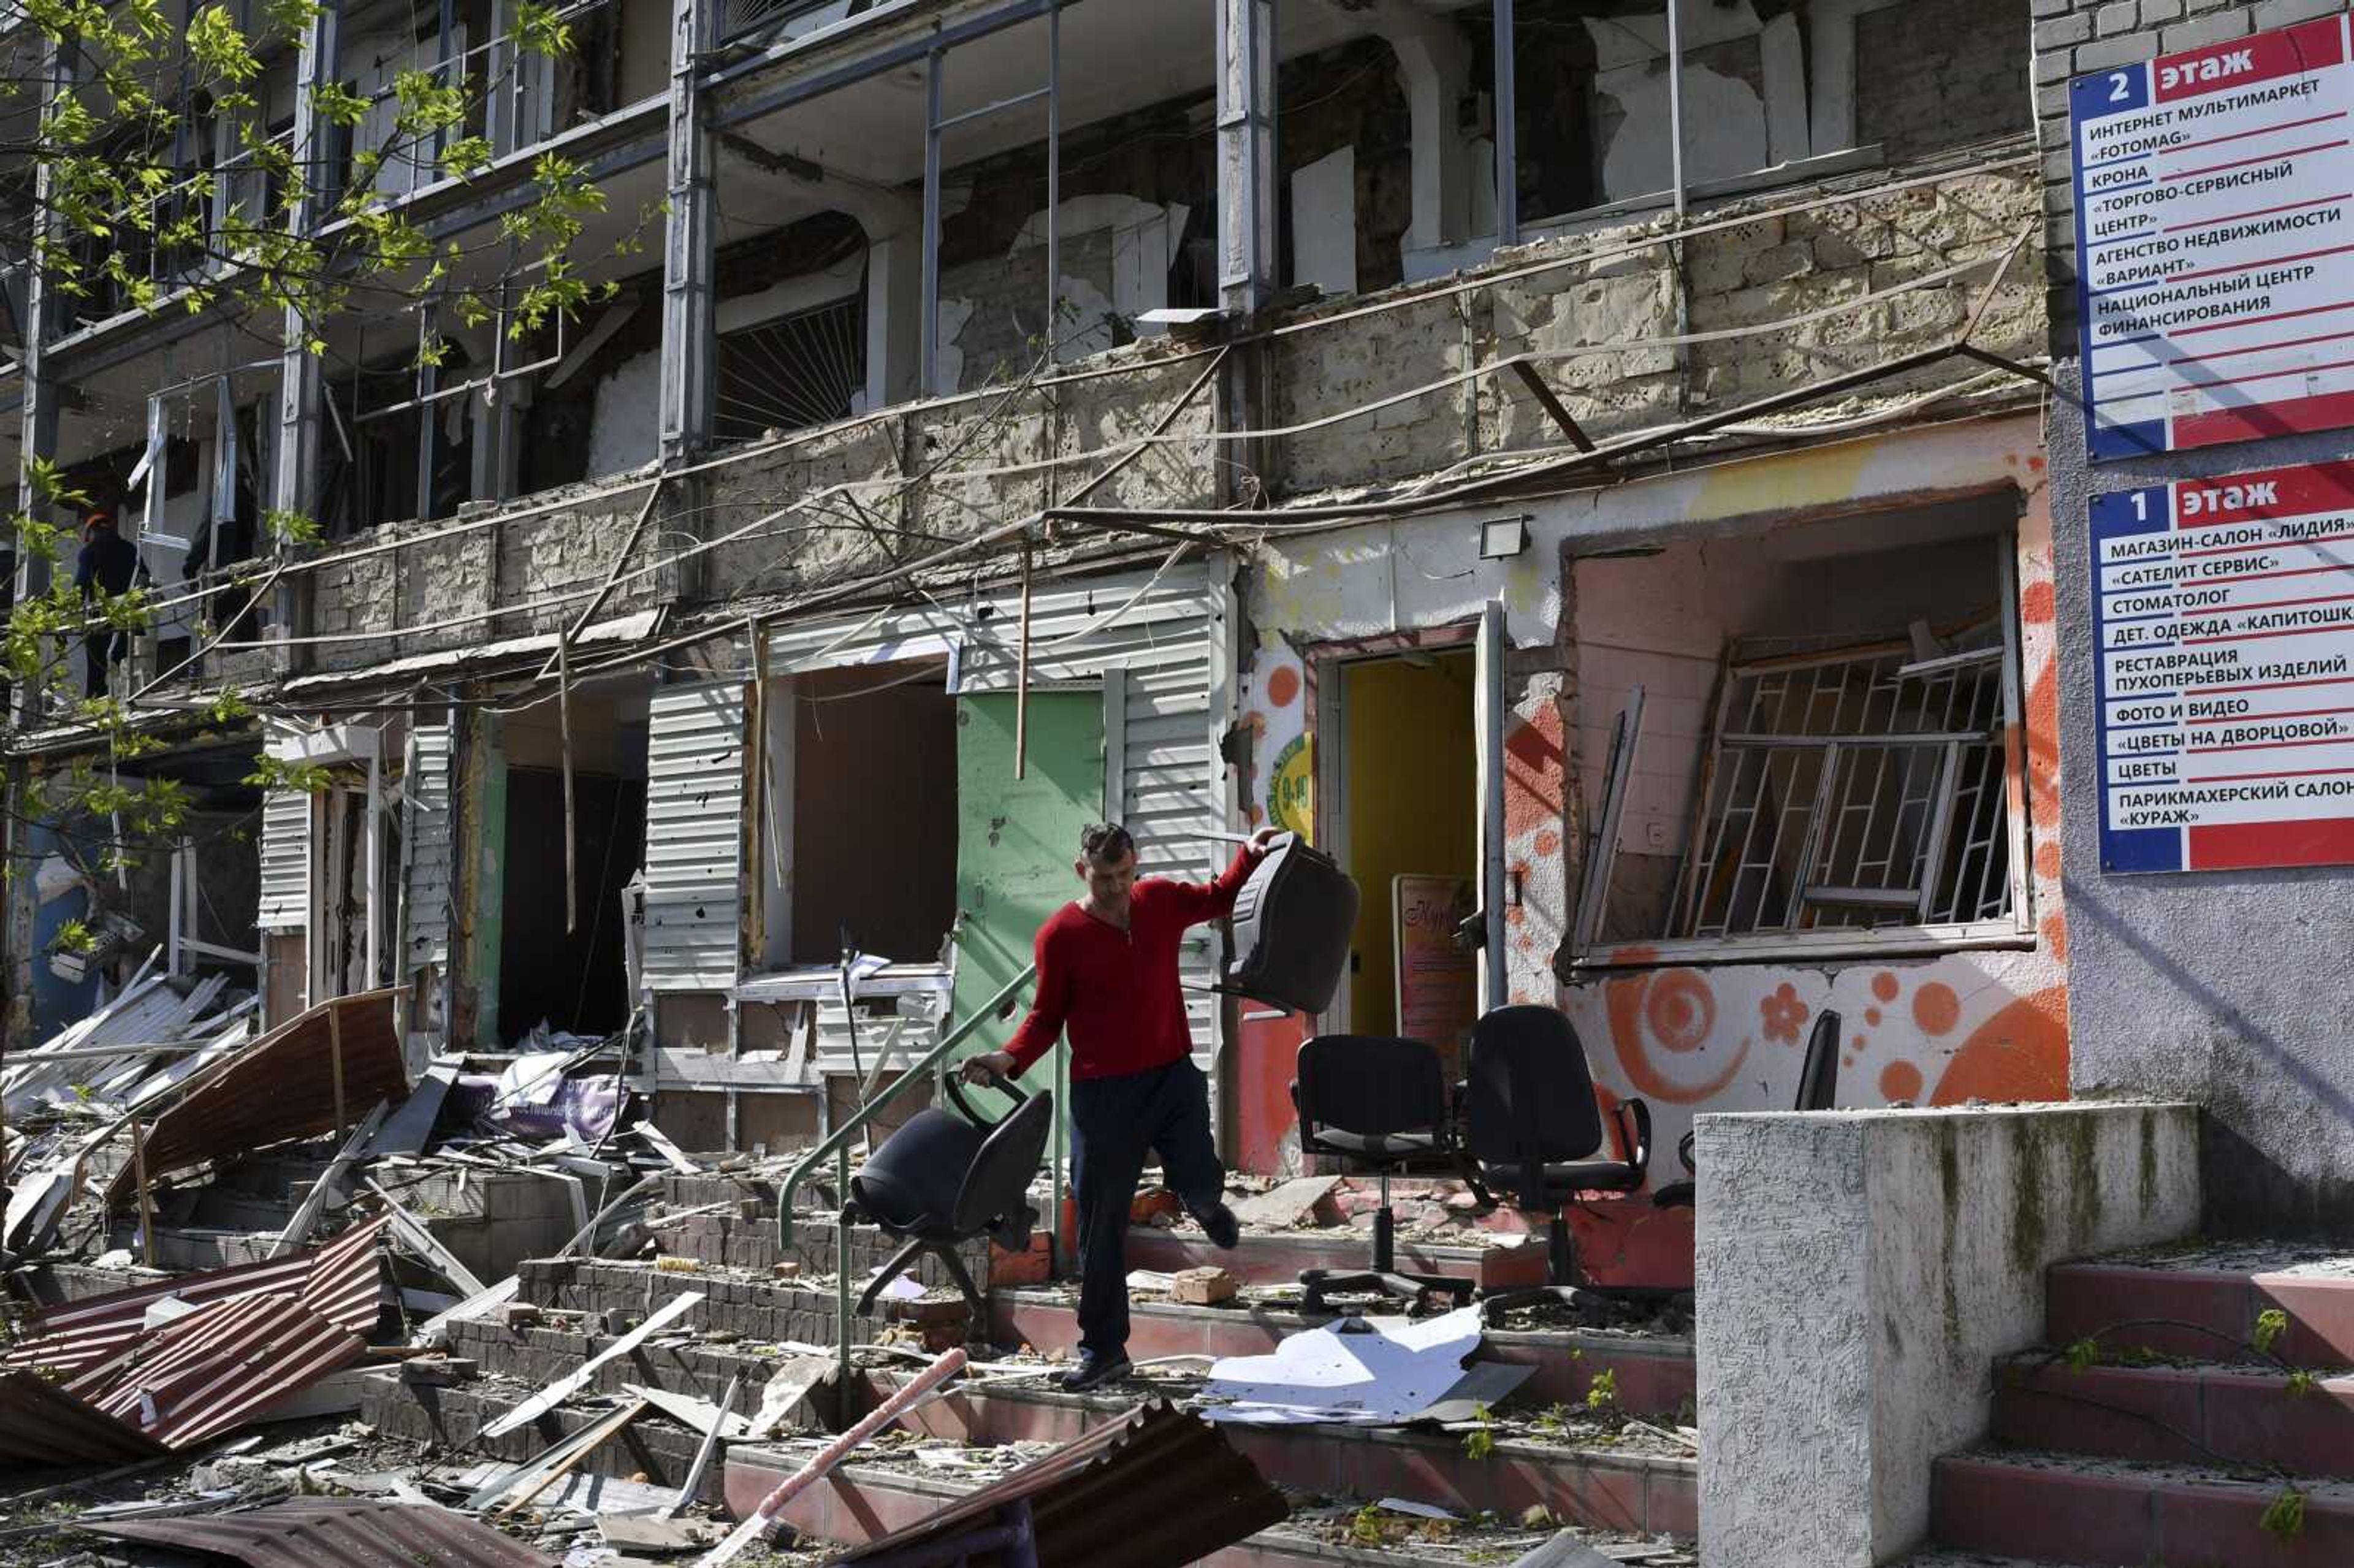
[2073,17,2354,460]
[2093,459,2354,874]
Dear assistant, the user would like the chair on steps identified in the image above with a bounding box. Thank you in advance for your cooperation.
[1290,1033,1477,1312]
[1456,1005,1651,1325]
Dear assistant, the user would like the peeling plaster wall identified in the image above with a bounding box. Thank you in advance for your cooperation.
[1269,162,2044,497]
[1236,414,2067,1187]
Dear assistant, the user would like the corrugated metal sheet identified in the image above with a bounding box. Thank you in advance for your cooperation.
[2,973,238,1117]
[761,560,1230,1061]
[3,1216,390,1381]
[837,1398,1286,1567]
[83,1500,554,1568]
[642,682,748,993]
[257,790,311,930]
[0,1371,168,1465]
[65,1292,365,1450]
[102,991,406,1204]
[404,723,455,969]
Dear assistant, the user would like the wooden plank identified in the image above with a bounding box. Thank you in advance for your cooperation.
[481,1291,704,1439]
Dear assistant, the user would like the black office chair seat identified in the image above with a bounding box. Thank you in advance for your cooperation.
[1653,1009,1840,1212]
[848,1067,1053,1320]
[1315,1128,1438,1161]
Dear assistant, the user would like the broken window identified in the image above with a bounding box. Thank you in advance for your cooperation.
[1571,507,2030,961]
[1665,638,2011,941]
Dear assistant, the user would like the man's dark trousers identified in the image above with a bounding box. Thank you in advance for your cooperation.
[1069,1056,1222,1362]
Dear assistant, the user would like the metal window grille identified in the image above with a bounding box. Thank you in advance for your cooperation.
[1666,639,2013,940]
[714,292,867,446]
[719,0,880,49]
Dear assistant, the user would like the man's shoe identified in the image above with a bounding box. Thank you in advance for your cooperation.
[1059,1354,1132,1392]
[1200,1202,1240,1251]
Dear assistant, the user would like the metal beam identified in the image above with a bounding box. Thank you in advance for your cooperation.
[703,0,1049,126]
[1216,0,1278,314]
[660,0,718,464]
[12,34,72,726]
[273,0,340,676]
[1494,0,1517,248]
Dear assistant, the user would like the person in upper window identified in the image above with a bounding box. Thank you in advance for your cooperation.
[74,512,140,700]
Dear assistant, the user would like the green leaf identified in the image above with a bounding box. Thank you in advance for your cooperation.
[2255,1309,2290,1357]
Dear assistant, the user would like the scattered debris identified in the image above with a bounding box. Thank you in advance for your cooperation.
[1230,1174,1342,1230]
[1170,1266,1241,1306]
[1199,1306,1486,1426]
[481,1290,704,1439]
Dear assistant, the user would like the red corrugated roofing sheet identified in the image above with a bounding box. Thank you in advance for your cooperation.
[836,1399,1287,1568]
[105,990,406,1204]
[82,1499,554,1567]
[2,1215,388,1381]
[61,1292,367,1451]
[0,1371,168,1466]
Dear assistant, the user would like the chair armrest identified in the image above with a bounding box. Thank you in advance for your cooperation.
[1614,1097,1652,1184]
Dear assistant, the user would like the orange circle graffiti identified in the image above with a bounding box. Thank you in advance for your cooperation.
[1606,966,1750,1105]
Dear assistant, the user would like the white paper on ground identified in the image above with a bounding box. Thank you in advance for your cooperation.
[1197,1305,1484,1426]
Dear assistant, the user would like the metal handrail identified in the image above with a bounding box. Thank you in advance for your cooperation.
[774,962,1036,1377]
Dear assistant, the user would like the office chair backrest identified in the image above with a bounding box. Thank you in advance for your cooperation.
[953,1088,1056,1236]
[1297,1035,1446,1141]
[853,1109,983,1233]
[1795,1008,1842,1113]
[1463,1005,1606,1165]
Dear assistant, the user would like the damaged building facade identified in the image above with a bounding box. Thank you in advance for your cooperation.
[1,0,2057,1257]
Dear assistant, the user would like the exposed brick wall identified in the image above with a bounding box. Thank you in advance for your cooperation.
[2030,0,2337,344]
[1858,0,2036,165]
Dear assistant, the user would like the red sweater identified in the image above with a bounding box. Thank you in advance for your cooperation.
[1003,848,1257,1081]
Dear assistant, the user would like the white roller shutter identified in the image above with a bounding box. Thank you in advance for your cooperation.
[256,790,311,931]
[642,680,749,992]
[403,723,454,969]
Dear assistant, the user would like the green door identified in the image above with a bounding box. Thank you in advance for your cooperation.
[948,689,1104,1126]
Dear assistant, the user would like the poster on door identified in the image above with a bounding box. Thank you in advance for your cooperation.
[2092,459,2354,873]
[2070,15,2354,459]
[1394,874,1477,1054]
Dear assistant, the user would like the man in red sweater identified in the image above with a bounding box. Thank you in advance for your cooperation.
[962,821,1276,1390]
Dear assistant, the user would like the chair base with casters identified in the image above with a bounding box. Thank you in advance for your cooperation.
[1298,1170,1477,1313]
[847,1066,1053,1321]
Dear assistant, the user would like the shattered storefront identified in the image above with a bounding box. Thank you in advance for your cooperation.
[1233,413,2070,1287]
[639,554,1240,1154]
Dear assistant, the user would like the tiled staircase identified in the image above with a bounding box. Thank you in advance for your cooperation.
[354,1174,1700,1564]
[1929,1249,2354,1566]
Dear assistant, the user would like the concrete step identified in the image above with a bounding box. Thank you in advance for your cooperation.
[511,1255,973,1349]
[436,1312,850,1417]
[1124,1227,1551,1293]
[1930,1450,2354,1566]
[1994,1355,2354,1479]
[989,1286,1696,1418]
[723,1440,1696,1567]
[2046,1253,2354,1370]
[649,1212,995,1298]
[855,1364,1696,1538]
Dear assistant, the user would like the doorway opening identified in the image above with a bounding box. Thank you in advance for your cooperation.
[1326,648,1480,1058]
[497,685,650,1043]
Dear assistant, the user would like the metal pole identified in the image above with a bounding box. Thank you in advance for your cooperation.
[921,49,945,397]
[1494,0,1517,246]
[834,1144,851,1382]
[132,1117,157,1268]
[1666,0,1686,221]
[1015,534,1032,780]
[1044,3,1060,358]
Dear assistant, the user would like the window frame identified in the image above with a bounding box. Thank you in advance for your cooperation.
[1569,531,2036,971]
